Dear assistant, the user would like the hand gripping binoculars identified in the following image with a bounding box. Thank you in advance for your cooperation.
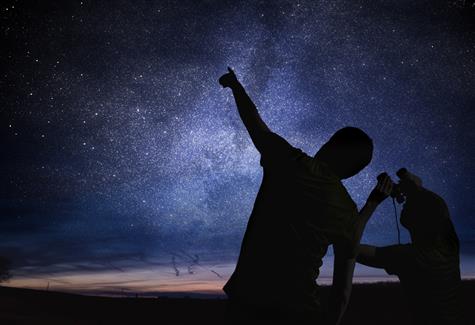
[377,168,420,204]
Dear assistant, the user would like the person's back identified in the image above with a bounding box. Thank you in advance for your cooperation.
[224,133,358,314]
[398,188,461,324]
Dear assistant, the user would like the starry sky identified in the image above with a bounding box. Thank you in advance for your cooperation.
[1,0,474,295]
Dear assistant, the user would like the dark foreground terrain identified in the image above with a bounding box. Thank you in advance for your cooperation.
[1,281,474,324]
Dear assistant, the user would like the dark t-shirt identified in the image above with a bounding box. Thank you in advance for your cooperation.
[375,193,461,325]
[224,132,358,313]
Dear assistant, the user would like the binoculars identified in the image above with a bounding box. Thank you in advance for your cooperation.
[377,168,409,204]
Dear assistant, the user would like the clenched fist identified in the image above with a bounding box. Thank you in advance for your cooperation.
[218,67,239,89]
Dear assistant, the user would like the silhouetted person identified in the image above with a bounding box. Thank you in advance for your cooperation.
[219,67,393,324]
[357,169,461,325]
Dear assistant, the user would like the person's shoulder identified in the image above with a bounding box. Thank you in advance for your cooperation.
[419,187,444,202]
[303,157,338,179]
[259,132,306,168]
[417,188,449,215]
[264,132,306,158]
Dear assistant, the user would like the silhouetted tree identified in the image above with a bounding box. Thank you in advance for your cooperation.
[0,256,12,283]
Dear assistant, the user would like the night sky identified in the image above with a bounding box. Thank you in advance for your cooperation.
[1,1,474,295]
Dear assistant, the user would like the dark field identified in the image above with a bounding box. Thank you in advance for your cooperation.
[1,281,474,324]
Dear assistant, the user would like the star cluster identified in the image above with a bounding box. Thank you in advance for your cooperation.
[1,0,474,285]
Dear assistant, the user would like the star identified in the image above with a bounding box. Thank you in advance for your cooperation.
[0,0,473,290]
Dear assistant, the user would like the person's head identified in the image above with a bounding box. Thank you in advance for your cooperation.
[314,127,373,179]
[400,187,452,247]
[397,169,422,199]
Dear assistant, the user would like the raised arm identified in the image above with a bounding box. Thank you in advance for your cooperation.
[219,67,271,153]
[349,173,394,257]
[327,173,393,325]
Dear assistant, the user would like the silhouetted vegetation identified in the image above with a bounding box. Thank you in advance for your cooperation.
[0,257,12,283]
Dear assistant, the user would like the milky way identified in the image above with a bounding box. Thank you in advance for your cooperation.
[1,1,474,286]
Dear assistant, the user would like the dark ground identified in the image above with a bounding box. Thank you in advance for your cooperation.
[1,281,474,324]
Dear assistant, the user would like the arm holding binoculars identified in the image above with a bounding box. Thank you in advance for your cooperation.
[327,174,392,325]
